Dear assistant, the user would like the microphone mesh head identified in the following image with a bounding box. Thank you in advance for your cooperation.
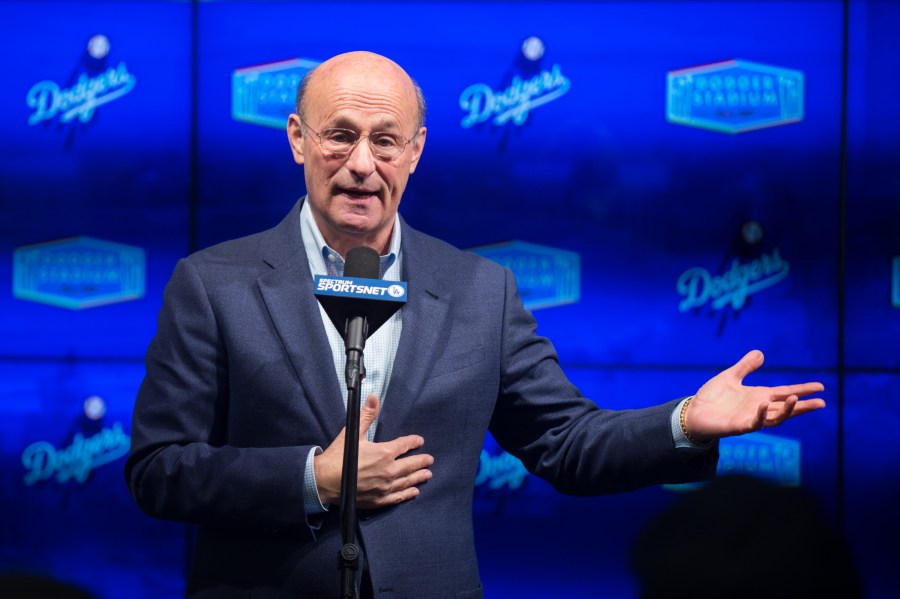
[344,246,380,279]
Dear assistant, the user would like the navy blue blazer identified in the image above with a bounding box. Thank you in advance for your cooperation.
[126,199,717,598]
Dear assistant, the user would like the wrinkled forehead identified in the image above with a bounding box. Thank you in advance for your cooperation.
[307,54,420,130]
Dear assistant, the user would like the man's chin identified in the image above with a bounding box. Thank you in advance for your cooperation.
[336,214,382,235]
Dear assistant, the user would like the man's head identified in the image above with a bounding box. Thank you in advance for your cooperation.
[287,51,427,257]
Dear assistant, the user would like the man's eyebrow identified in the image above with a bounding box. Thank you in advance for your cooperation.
[328,116,402,132]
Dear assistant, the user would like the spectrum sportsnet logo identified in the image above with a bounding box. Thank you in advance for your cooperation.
[667,59,804,134]
[459,36,571,129]
[14,236,146,310]
[315,277,406,299]
[232,58,320,129]
[26,34,136,127]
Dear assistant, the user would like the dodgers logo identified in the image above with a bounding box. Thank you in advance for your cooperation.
[475,449,529,491]
[667,59,804,134]
[21,395,131,487]
[26,34,136,127]
[677,221,789,316]
[459,36,571,129]
[460,64,571,128]
[676,248,789,313]
[22,422,131,486]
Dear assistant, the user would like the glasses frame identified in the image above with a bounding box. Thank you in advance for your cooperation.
[300,119,420,161]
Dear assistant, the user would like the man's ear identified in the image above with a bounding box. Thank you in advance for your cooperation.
[287,114,306,165]
[408,127,426,174]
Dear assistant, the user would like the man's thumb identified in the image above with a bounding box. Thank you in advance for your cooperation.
[359,394,380,439]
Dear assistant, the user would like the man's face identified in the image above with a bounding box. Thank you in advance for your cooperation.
[287,53,426,256]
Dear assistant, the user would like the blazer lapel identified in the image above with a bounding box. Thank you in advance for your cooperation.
[379,221,450,437]
[256,201,347,436]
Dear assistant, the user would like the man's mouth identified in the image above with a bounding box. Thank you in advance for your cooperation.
[338,187,379,200]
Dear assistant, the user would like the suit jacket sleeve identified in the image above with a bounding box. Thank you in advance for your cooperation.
[490,266,718,494]
[124,257,319,535]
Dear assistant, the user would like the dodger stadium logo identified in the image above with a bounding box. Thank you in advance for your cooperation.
[232,58,320,129]
[667,59,804,134]
[470,240,580,310]
[13,236,146,310]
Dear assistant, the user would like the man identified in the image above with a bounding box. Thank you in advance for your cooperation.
[125,51,825,598]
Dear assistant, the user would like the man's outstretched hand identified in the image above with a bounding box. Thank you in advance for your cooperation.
[685,350,826,443]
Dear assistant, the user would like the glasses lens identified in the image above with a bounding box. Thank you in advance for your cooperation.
[320,128,358,154]
[316,127,408,159]
[368,133,404,158]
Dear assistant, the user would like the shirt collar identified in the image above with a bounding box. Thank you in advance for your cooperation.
[299,197,401,280]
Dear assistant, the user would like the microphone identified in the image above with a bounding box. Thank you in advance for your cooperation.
[315,248,407,593]
[313,246,407,391]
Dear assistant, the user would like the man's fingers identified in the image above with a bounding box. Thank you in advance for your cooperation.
[378,485,423,507]
[371,464,433,507]
[394,452,435,477]
[767,397,825,421]
[790,398,827,416]
[753,400,769,430]
[769,382,825,399]
[730,349,765,381]
[390,465,434,492]
[355,442,434,509]
[373,449,434,489]
[384,433,427,457]
[764,396,797,427]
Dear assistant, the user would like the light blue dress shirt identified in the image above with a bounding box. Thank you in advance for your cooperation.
[300,199,403,514]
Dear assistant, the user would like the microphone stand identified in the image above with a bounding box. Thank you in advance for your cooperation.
[339,316,367,599]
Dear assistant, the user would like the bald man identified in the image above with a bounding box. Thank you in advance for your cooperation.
[126,51,825,598]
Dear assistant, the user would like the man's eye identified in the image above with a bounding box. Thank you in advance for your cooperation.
[325,130,356,144]
[372,134,400,148]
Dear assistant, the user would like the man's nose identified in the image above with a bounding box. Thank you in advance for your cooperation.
[344,137,377,177]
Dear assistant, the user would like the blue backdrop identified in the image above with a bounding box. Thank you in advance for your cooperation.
[1,1,897,597]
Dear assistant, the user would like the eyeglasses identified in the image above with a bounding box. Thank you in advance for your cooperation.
[301,120,419,160]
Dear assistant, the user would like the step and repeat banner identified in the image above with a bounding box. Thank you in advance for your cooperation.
[1,1,898,598]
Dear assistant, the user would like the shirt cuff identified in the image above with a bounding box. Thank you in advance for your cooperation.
[303,446,329,514]
[670,396,713,450]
